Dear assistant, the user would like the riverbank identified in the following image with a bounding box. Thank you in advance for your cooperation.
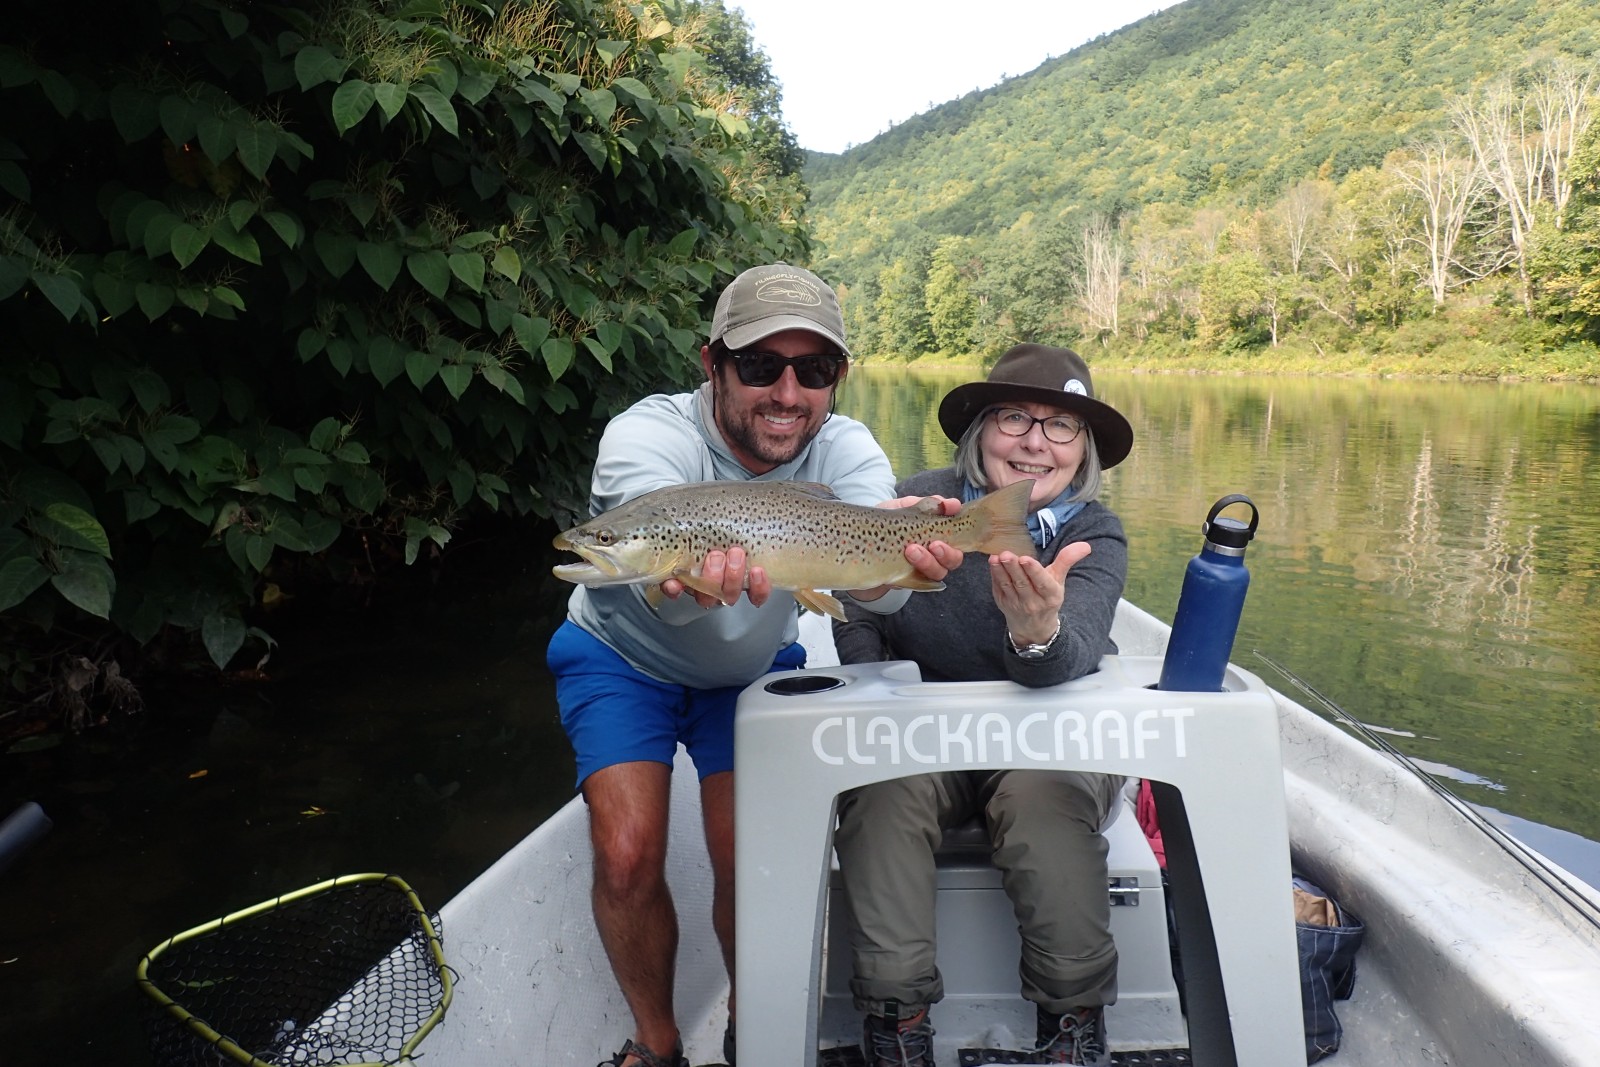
[860,313,1600,383]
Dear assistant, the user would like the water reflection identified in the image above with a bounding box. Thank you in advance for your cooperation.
[838,367,1600,846]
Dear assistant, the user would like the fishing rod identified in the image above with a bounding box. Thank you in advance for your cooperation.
[1253,651,1600,933]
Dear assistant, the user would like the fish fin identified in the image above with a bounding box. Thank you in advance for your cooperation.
[789,481,840,500]
[907,496,944,514]
[795,588,847,621]
[893,576,947,592]
[674,571,725,599]
[644,584,666,610]
[969,480,1038,558]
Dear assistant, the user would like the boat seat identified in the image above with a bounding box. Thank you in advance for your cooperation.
[734,654,1304,1067]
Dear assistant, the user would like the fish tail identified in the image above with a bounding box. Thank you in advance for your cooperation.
[966,480,1037,557]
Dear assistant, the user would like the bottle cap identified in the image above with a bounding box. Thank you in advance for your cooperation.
[1202,494,1258,550]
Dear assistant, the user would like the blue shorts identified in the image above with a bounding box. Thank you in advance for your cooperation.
[547,621,807,788]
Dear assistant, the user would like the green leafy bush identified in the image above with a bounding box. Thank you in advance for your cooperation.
[0,0,806,685]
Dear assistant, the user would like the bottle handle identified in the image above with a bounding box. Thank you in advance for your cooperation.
[1203,494,1258,539]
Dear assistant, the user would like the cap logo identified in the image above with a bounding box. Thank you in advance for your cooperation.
[755,275,822,306]
[1064,378,1087,395]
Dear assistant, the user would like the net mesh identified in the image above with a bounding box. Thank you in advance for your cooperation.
[138,874,449,1067]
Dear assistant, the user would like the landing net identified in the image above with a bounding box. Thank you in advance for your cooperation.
[137,873,451,1066]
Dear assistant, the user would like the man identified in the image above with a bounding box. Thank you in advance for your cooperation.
[547,263,963,1067]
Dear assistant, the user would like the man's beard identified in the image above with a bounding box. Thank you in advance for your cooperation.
[713,380,818,469]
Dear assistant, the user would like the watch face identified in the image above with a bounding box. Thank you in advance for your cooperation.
[1015,645,1047,660]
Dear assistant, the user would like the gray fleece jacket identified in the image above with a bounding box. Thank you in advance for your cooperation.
[832,467,1127,686]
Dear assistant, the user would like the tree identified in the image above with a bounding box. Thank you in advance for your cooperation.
[1075,216,1124,340]
[686,1,806,177]
[873,249,935,358]
[1392,138,1490,306]
[0,0,807,703]
[1452,59,1600,309]
[924,236,979,354]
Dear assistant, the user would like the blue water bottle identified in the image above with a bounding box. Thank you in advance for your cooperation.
[1157,494,1259,692]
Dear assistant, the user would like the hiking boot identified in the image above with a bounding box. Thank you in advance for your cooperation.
[862,1002,934,1067]
[597,1038,689,1067]
[1035,1005,1108,1065]
[723,1019,736,1065]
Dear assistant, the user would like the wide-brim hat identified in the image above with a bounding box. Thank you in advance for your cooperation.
[710,263,851,357]
[937,344,1133,468]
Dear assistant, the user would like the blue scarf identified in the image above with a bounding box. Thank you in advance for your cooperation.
[962,481,1085,551]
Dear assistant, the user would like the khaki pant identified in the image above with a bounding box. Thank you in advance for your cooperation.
[834,769,1124,1015]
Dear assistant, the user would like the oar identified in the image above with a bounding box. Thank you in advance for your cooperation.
[0,801,52,878]
[1253,651,1600,932]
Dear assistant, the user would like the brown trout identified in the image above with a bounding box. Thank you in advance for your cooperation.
[551,479,1036,621]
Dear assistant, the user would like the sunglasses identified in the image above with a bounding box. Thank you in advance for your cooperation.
[723,348,844,390]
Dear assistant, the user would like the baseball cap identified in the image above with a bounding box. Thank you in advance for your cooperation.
[709,263,850,356]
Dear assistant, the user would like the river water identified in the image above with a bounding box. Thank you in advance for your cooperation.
[2,369,1598,1063]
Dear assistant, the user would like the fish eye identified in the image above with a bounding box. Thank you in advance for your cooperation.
[596,530,614,544]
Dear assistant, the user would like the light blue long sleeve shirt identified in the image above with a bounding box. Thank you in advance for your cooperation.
[566,383,909,688]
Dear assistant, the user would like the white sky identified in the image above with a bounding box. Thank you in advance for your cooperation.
[728,1,1182,154]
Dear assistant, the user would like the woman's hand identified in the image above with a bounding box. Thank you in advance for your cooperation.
[849,495,964,602]
[989,541,1092,646]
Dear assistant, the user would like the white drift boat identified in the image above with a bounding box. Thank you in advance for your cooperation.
[412,601,1600,1067]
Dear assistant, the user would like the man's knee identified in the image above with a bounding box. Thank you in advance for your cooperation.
[592,821,669,898]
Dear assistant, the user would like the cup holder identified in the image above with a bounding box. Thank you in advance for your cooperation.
[763,674,845,696]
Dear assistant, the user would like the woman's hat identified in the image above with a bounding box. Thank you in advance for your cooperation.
[937,344,1133,468]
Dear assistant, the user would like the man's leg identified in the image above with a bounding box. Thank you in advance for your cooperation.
[585,759,680,1060]
[701,770,735,1011]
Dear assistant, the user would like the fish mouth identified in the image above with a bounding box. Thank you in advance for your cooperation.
[552,530,574,550]
[565,543,627,579]
[553,561,609,584]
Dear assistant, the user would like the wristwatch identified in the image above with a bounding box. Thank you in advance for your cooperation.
[1007,623,1061,660]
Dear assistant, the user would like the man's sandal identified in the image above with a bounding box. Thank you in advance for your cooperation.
[597,1037,689,1067]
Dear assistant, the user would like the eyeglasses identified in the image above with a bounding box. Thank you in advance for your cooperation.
[723,348,844,390]
[991,407,1085,444]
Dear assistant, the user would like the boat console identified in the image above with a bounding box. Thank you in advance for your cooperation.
[734,654,1303,1066]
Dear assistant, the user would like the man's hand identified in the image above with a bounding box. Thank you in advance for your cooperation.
[659,546,773,609]
[849,495,965,602]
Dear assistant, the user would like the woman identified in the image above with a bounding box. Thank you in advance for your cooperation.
[832,344,1133,1067]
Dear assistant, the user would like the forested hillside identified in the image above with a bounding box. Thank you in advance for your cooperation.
[801,0,1600,370]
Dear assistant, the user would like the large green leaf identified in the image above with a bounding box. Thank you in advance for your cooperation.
[439,363,473,399]
[210,222,262,265]
[541,336,576,380]
[368,336,407,385]
[332,80,377,134]
[235,124,280,181]
[170,223,209,268]
[135,283,174,321]
[314,231,358,277]
[357,241,403,289]
[408,84,458,136]
[405,349,443,388]
[512,313,550,355]
[447,252,485,293]
[41,503,111,558]
[50,552,114,619]
[407,250,451,298]
[490,245,521,282]
[372,82,407,121]
[294,45,349,91]
[0,556,50,613]
[30,270,84,321]
[201,610,246,667]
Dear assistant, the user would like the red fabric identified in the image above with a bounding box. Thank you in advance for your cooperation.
[1136,779,1166,869]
